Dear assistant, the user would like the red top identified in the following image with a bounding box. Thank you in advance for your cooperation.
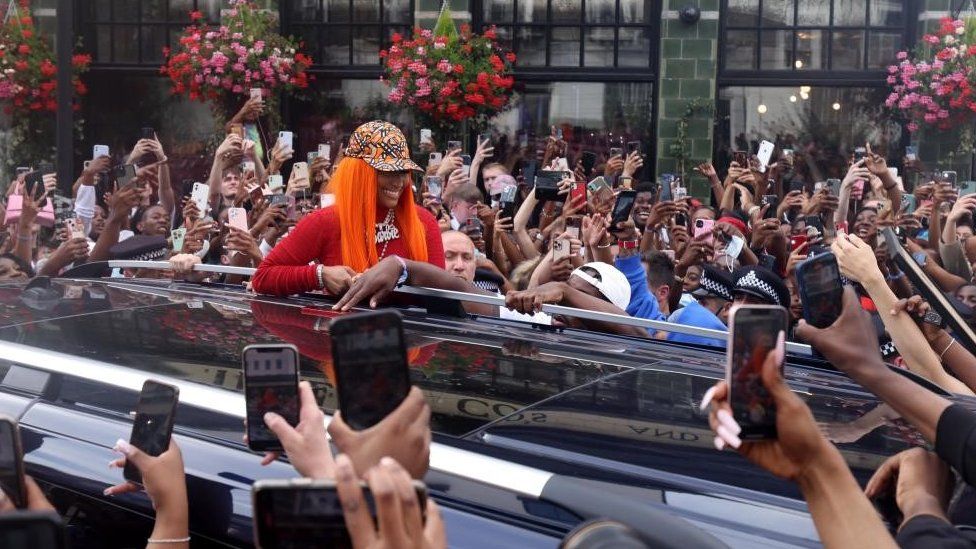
[252,204,445,296]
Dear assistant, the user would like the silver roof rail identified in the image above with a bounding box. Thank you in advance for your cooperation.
[102,260,814,356]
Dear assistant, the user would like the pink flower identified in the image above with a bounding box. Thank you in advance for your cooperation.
[232,85,243,93]
[925,112,937,123]
[436,59,452,73]
[896,51,908,60]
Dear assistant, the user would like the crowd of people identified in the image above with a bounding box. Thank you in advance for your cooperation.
[5,91,976,547]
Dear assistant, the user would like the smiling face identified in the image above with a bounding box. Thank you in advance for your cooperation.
[632,191,654,227]
[0,256,28,281]
[221,169,241,198]
[377,170,410,209]
[854,209,878,240]
[138,205,170,237]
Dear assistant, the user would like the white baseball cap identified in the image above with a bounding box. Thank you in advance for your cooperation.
[571,262,631,312]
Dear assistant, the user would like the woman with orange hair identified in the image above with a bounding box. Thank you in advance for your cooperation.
[252,121,445,296]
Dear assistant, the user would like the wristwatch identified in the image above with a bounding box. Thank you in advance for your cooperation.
[618,239,639,250]
[393,255,409,287]
[912,251,928,268]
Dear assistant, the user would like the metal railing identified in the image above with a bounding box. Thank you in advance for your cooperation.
[104,260,814,356]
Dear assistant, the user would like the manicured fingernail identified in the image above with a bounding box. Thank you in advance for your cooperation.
[774,331,786,365]
[717,425,742,449]
[699,386,717,412]
[113,439,132,456]
[103,488,113,496]
[713,436,726,451]
[717,409,742,435]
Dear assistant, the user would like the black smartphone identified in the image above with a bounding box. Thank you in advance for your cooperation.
[522,161,538,188]
[141,127,155,140]
[853,147,867,161]
[795,253,844,329]
[124,380,179,484]
[658,176,673,202]
[804,215,824,235]
[726,305,788,440]
[0,512,67,549]
[610,190,637,226]
[23,172,43,198]
[581,151,597,174]
[252,479,427,549]
[627,141,642,155]
[789,179,806,194]
[330,311,411,430]
[757,253,777,270]
[761,195,779,219]
[534,170,563,201]
[243,344,300,452]
[0,417,26,509]
[115,164,138,189]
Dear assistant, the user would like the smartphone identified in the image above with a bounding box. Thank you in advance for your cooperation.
[228,207,249,232]
[610,190,637,226]
[564,216,582,239]
[330,311,411,430]
[93,144,109,159]
[960,181,976,196]
[732,150,747,165]
[0,418,26,509]
[552,237,571,261]
[756,140,775,172]
[726,305,788,440]
[293,162,309,182]
[790,233,808,252]
[460,154,472,177]
[419,177,441,204]
[64,218,86,240]
[140,127,155,140]
[796,252,844,329]
[853,147,867,161]
[534,170,563,201]
[553,126,563,140]
[0,512,67,549]
[804,215,824,235]
[243,344,300,452]
[420,128,432,144]
[478,133,492,146]
[318,143,331,160]
[618,176,634,190]
[124,380,179,484]
[171,228,187,253]
[499,185,518,220]
[761,195,779,219]
[267,174,284,193]
[626,141,641,155]
[252,478,428,549]
[694,218,715,241]
[278,131,294,150]
[826,178,842,196]
[581,151,597,174]
[320,193,336,208]
[905,145,918,162]
[942,170,959,188]
[659,175,674,202]
[117,163,140,190]
[446,140,462,152]
[570,180,587,205]
[191,182,209,214]
[609,147,623,158]
[428,152,442,164]
[586,176,613,204]
[250,88,263,100]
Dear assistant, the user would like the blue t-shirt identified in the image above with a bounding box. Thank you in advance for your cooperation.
[666,300,727,348]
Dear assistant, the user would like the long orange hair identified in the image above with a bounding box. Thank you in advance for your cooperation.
[332,157,428,272]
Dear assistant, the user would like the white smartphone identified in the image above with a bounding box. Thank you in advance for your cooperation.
[65,218,85,240]
[757,140,775,172]
[250,88,263,100]
[267,174,284,192]
[171,228,187,253]
[552,238,571,262]
[318,143,330,160]
[190,182,209,214]
[278,131,293,150]
[320,193,336,208]
[228,207,248,231]
[292,162,309,181]
[420,128,432,143]
[429,152,442,164]
[93,145,109,159]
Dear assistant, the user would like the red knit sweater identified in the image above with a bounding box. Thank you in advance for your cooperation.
[252,204,445,296]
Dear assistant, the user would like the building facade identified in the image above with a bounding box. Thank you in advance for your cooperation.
[11,0,957,194]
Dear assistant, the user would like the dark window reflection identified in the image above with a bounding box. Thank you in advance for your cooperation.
[831,30,864,70]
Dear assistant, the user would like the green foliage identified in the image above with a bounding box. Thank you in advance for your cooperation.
[667,98,713,182]
[432,2,459,40]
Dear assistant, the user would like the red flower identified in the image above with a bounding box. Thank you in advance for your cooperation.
[18,44,30,55]
[39,60,56,77]
[21,29,33,39]
[14,61,28,71]
[453,64,464,74]
[484,27,497,40]
[392,32,403,44]
[505,52,516,63]
[189,10,203,21]
[465,93,485,105]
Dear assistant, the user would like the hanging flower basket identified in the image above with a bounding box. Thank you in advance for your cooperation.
[161,0,313,108]
[886,17,976,134]
[380,6,516,136]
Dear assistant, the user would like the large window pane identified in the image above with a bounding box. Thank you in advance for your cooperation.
[762,0,795,27]
[620,0,652,24]
[383,0,411,23]
[170,0,193,22]
[725,30,758,69]
[517,0,547,23]
[292,0,318,20]
[351,0,380,23]
[298,26,321,62]
[323,26,350,64]
[833,0,865,26]
[94,24,113,63]
[140,25,166,64]
[352,27,379,64]
[516,26,547,66]
[586,0,618,23]
[483,0,514,22]
[112,0,138,21]
[551,27,581,67]
[585,27,616,68]
[112,26,139,63]
[141,0,166,22]
[760,30,792,70]
[870,0,903,26]
[551,0,582,23]
[831,30,864,69]
[90,0,112,22]
[716,86,901,181]
[618,27,652,68]
[324,0,351,23]
[796,30,826,70]
[868,32,903,68]
[797,0,830,25]
[727,0,759,26]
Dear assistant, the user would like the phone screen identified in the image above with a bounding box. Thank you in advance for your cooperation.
[581,151,597,173]
[610,190,637,225]
[658,176,673,202]
[254,482,427,549]
[244,345,300,451]
[0,420,25,509]
[728,306,787,439]
[125,380,179,483]
[797,253,844,329]
[330,311,410,430]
